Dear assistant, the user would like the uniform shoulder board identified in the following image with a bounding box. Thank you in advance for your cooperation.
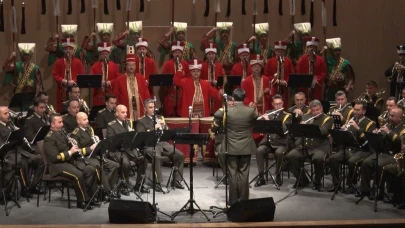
[26,115,34,120]
[71,128,79,135]
[62,114,68,117]
[62,100,68,104]
[98,108,106,113]
[46,131,53,137]
[28,104,34,109]
[108,120,116,126]
[138,115,145,119]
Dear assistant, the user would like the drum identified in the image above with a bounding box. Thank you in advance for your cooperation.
[199,117,216,166]
[165,118,199,164]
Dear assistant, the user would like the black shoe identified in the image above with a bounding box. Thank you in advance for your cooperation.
[109,191,119,198]
[398,203,405,209]
[355,192,368,198]
[91,200,101,207]
[77,201,92,210]
[345,186,355,194]
[254,178,266,187]
[120,188,130,196]
[368,194,383,201]
[293,181,308,189]
[327,184,340,193]
[134,184,150,193]
[21,190,33,198]
[172,181,185,189]
[29,186,45,195]
[312,185,321,192]
[275,175,282,186]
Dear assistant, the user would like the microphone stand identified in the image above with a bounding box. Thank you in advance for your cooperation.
[210,94,229,217]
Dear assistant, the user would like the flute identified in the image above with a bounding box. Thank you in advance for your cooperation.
[257,108,284,120]
[303,113,323,124]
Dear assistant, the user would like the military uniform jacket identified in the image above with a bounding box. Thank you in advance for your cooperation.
[44,130,87,177]
[70,127,95,157]
[95,108,116,129]
[329,104,354,125]
[24,113,48,142]
[62,113,77,134]
[211,107,226,146]
[223,102,258,156]
[346,117,376,150]
[106,119,136,157]
[0,121,31,158]
[381,121,405,154]
[288,105,310,123]
[135,115,172,151]
[296,113,333,148]
[369,95,384,115]
[259,111,292,147]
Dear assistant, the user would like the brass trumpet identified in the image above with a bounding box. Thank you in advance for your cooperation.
[77,96,90,114]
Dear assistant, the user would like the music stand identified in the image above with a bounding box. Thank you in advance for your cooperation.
[331,115,343,129]
[0,140,21,216]
[171,133,210,222]
[159,128,190,192]
[356,132,394,211]
[30,126,51,145]
[249,120,284,190]
[84,138,111,211]
[286,123,322,194]
[329,129,360,200]
[288,74,313,89]
[9,92,35,122]
[149,74,174,115]
[77,74,102,108]
[217,75,242,95]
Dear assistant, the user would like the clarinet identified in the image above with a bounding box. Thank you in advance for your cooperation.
[61,129,89,166]
[88,127,108,164]
[7,120,35,153]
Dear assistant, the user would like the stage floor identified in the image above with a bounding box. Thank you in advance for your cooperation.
[2,155,405,224]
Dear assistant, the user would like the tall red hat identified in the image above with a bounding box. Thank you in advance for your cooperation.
[171,41,185,52]
[62,38,75,48]
[274,41,287,50]
[250,54,264,66]
[126,46,136,63]
[188,59,203,71]
[305,37,320,47]
[135,38,148,49]
[205,42,217,54]
[237,43,250,55]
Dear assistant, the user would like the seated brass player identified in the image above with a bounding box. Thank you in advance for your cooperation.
[288,92,311,123]
[328,91,354,126]
[71,112,120,200]
[136,99,185,190]
[95,94,117,130]
[107,105,148,195]
[378,97,398,127]
[327,101,376,193]
[255,94,292,187]
[286,100,333,191]
[61,85,90,114]
[62,100,80,134]
[44,113,99,209]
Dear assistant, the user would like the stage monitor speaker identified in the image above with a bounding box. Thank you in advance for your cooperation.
[108,199,156,224]
[227,197,276,222]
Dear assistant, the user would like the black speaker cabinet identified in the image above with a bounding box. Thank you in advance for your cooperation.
[108,199,156,224]
[227,197,276,222]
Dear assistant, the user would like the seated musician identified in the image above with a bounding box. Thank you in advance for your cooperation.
[358,108,405,200]
[397,87,405,110]
[378,97,398,127]
[107,105,148,195]
[173,59,220,118]
[62,100,80,134]
[327,101,376,193]
[288,92,311,123]
[95,94,117,131]
[359,80,384,123]
[70,112,119,200]
[61,85,90,114]
[0,106,44,197]
[329,90,354,125]
[25,100,50,143]
[286,100,333,191]
[27,91,56,117]
[380,136,405,209]
[44,113,99,209]
[255,94,291,187]
[136,99,185,190]
[210,95,234,180]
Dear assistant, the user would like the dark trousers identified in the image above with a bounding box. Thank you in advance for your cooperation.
[111,151,147,186]
[86,157,119,192]
[54,162,98,202]
[145,145,185,184]
[360,153,396,193]
[256,144,286,175]
[329,150,371,185]
[287,145,328,186]
[21,153,45,190]
[3,151,26,190]
[227,155,251,206]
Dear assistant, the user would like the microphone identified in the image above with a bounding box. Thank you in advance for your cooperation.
[312,51,317,56]
[104,57,108,64]
[153,96,157,104]
[223,93,228,100]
